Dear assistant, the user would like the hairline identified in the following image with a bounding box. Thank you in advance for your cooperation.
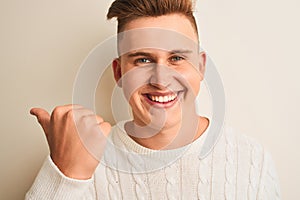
[116,14,200,56]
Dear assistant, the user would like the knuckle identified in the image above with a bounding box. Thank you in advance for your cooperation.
[66,109,74,119]
[81,114,89,121]
[82,115,95,125]
[99,122,112,134]
[52,106,63,116]
[81,117,90,127]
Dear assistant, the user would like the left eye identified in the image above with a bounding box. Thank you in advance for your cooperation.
[170,56,184,62]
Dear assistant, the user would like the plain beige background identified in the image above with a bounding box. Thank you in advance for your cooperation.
[0,0,299,199]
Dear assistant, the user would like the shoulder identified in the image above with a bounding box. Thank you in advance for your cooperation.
[209,125,281,198]
[211,125,265,158]
[210,125,266,180]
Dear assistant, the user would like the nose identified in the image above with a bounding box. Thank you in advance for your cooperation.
[149,64,172,89]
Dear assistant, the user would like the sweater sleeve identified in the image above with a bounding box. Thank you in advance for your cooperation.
[25,156,96,200]
[258,151,281,200]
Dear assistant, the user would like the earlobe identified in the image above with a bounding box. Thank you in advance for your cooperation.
[198,51,206,81]
[112,58,122,87]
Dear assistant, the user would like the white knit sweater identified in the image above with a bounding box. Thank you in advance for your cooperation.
[25,121,281,200]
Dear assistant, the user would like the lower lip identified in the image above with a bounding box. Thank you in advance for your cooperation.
[143,93,180,108]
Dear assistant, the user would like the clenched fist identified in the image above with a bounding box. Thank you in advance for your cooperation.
[30,105,111,180]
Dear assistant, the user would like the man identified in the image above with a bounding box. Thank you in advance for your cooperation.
[26,0,280,199]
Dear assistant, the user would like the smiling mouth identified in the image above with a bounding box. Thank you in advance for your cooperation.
[144,92,179,104]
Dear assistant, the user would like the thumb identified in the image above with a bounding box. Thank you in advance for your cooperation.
[30,108,50,135]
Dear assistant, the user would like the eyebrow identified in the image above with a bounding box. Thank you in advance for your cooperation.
[169,49,193,54]
[127,49,193,58]
[127,52,152,58]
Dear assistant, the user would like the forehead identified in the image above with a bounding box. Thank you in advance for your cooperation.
[124,14,198,42]
[118,14,199,57]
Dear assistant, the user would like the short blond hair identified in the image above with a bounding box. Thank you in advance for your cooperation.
[107,0,198,35]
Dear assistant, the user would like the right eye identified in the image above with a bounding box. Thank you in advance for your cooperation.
[135,58,152,64]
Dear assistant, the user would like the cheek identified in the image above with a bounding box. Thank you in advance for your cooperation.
[178,67,202,96]
[189,76,201,96]
[128,91,140,106]
[121,60,135,74]
[128,90,149,111]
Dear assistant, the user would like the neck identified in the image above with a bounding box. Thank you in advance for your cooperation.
[125,116,209,150]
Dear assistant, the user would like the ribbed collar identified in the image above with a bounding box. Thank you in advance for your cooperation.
[113,120,211,157]
[101,119,219,173]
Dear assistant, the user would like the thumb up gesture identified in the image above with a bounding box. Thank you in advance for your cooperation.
[30,104,111,180]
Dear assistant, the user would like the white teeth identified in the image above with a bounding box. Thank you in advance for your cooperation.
[149,94,177,103]
[159,96,163,103]
[163,96,168,102]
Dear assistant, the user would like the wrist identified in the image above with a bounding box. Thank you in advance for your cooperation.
[50,155,98,180]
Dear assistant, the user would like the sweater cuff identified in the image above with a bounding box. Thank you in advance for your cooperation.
[25,156,95,200]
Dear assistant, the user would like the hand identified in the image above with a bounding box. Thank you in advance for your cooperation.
[30,105,111,180]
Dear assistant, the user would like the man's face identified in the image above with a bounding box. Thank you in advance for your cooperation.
[112,14,206,130]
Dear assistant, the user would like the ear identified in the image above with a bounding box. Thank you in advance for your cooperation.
[198,51,206,81]
[112,58,122,87]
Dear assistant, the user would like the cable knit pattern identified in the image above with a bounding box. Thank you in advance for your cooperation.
[248,141,263,200]
[165,161,180,200]
[197,151,212,200]
[258,151,281,200]
[127,153,149,200]
[26,122,281,200]
[105,166,122,199]
[224,127,237,200]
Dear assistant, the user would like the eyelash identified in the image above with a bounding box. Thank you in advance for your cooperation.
[134,56,185,65]
[170,56,184,62]
[135,58,152,64]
